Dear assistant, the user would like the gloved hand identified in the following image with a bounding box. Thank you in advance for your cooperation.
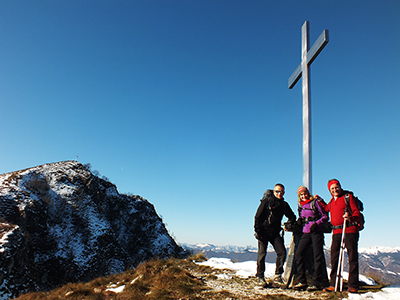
[297,218,303,226]
[310,223,317,232]
[254,232,261,240]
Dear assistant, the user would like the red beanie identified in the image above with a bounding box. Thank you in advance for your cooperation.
[328,179,341,190]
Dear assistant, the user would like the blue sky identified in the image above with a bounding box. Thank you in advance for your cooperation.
[1,1,399,248]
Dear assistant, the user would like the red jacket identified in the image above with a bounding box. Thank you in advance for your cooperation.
[325,192,362,235]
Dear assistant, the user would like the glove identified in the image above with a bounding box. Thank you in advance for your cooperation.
[254,232,260,240]
[310,223,317,232]
[283,221,293,231]
[297,218,303,225]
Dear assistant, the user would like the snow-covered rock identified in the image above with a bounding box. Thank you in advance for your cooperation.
[0,161,185,299]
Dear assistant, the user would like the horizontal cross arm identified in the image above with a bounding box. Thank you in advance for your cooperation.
[308,29,329,66]
[288,29,329,89]
[288,65,302,89]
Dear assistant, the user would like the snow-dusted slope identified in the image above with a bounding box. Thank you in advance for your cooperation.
[0,161,185,299]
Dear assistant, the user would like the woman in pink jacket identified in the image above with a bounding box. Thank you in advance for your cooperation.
[293,186,329,291]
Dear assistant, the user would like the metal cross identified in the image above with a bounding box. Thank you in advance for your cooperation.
[288,21,329,192]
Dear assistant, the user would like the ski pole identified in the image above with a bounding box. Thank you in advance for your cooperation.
[335,217,347,292]
[339,220,346,292]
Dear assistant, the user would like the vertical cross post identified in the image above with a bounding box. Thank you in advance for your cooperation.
[302,22,311,192]
[288,21,329,192]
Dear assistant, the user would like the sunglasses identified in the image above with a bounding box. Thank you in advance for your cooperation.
[274,190,284,194]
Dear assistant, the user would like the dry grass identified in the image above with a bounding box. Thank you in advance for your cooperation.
[12,255,387,300]
[13,257,205,300]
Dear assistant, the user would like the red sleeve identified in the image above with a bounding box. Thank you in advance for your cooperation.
[321,200,329,212]
[324,199,332,212]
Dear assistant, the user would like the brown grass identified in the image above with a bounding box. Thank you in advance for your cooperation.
[13,257,205,300]
[189,252,207,262]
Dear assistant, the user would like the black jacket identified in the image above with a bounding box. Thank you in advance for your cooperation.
[254,190,296,236]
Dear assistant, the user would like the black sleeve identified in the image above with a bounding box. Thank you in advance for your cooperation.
[284,201,296,223]
[254,199,267,234]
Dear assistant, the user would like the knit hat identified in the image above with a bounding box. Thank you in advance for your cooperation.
[297,186,309,197]
[327,179,341,190]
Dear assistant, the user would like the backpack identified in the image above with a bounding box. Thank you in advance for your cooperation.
[264,196,280,227]
[344,191,365,231]
[298,197,332,233]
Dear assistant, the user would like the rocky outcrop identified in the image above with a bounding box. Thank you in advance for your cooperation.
[0,161,186,299]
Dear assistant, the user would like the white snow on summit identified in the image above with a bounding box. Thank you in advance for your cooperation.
[359,246,400,255]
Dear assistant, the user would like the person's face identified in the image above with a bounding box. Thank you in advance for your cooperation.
[330,183,342,198]
[299,192,309,201]
[274,186,285,199]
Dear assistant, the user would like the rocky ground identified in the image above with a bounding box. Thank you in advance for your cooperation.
[192,266,336,299]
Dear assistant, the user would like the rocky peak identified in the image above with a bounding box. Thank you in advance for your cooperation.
[0,161,185,299]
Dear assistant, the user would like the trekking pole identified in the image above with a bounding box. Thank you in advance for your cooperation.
[335,217,347,292]
[339,220,346,292]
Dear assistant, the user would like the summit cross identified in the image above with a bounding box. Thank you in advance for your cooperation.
[288,21,329,193]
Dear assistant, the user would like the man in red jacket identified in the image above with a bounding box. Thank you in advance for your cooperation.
[323,179,361,293]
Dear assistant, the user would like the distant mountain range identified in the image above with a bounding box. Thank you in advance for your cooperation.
[181,243,271,262]
[182,243,400,285]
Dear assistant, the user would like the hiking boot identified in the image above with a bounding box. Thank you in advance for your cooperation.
[293,282,307,290]
[307,285,321,291]
[272,275,284,288]
[323,286,335,292]
[257,277,268,288]
[348,287,358,293]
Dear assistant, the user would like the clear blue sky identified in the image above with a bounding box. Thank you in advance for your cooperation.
[1,1,399,248]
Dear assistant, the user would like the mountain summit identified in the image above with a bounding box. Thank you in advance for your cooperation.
[0,161,185,299]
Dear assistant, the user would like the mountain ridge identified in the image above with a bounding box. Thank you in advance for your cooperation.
[181,243,400,254]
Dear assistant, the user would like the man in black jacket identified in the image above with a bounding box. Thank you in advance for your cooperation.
[254,183,296,287]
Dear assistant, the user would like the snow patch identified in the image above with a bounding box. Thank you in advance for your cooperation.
[106,284,125,293]
[0,225,19,253]
[198,257,400,299]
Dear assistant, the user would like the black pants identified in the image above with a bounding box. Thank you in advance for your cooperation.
[295,232,326,286]
[330,232,359,289]
[256,233,286,278]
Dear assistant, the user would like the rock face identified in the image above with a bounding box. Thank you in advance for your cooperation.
[0,161,185,299]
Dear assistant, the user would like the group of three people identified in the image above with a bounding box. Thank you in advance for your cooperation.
[254,179,362,293]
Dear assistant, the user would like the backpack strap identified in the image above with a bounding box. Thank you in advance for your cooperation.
[345,193,356,217]
[298,199,316,213]
[310,198,316,212]
[344,194,350,208]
